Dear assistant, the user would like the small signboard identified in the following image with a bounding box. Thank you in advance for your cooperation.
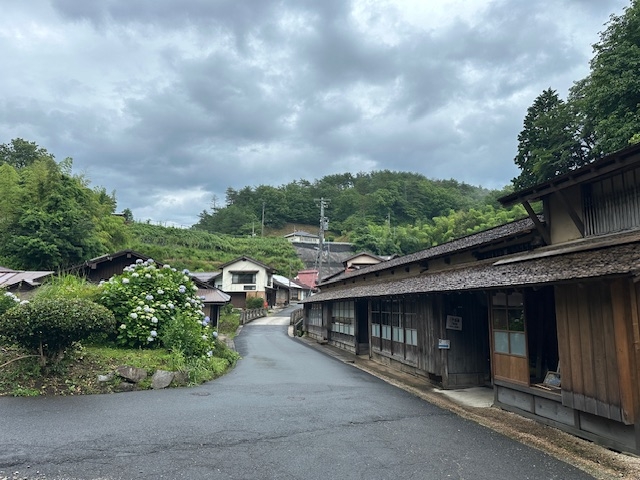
[438,339,450,349]
[446,315,462,331]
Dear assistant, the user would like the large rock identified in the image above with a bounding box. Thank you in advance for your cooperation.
[151,370,175,389]
[172,371,189,386]
[116,366,148,383]
[115,382,137,393]
[97,372,114,383]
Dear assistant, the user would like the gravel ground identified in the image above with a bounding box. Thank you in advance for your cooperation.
[355,363,640,480]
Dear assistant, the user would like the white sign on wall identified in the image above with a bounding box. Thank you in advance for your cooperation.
[446,315,462,331]
[438,339,450,349]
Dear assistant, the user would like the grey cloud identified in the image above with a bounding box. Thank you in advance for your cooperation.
[0,0,630,226]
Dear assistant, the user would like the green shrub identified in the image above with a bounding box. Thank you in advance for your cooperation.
[161,311,214,358]
[33,275,100,302]
[0,291,21,316]
[246,296,265,309]
[218,309,240,336]
[98,259,216,355]
[0,298,116,365]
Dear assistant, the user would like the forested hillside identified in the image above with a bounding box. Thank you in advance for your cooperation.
[193,171,528,255]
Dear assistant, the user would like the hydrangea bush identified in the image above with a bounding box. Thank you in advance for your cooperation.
[0,290,23,316]
[99,259,218,356]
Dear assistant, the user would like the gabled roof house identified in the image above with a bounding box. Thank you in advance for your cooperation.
[212,256,275,308]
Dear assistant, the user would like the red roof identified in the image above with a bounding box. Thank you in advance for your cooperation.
[295,270,318,289]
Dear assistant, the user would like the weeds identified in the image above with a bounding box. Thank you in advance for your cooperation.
[0,342,238,396]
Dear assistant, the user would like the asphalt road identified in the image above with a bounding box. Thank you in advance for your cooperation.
[0,307,593,480]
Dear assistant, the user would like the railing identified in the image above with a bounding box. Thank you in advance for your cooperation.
[290,308,305,337]
[240,307,267,325]
[290,308,304,325]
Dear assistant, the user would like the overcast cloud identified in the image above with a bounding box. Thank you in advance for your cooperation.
[0,0,629,226]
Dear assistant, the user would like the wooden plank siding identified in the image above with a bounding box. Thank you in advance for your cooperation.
[442,293,490,387]
[493,354,528,385]
[611,278,638,425]
[556,280,638,425]
[416,296,443,377]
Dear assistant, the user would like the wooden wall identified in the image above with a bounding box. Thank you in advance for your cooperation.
[442,292,490,387]
[555,279,639,425]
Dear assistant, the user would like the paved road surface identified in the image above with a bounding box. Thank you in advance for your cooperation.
[0,311,593,479]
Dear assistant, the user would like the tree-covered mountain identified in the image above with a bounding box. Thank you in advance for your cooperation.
[193,170,521,246]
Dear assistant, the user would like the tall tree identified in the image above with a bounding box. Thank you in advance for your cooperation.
[571,0,640,155]
[512,89,585,189]
[0,138,55,169]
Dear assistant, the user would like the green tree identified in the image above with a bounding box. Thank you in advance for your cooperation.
[571,1,640,156]
[0,138,55,169]
[513,89,585,189]
[0,155,103,269]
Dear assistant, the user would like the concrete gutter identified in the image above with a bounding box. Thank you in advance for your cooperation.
[290,330,494,409]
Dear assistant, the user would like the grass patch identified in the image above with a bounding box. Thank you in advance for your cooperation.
[218,307,241,338]
[0,342,239,397]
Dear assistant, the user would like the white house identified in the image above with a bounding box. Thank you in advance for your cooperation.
[213,256,275,308]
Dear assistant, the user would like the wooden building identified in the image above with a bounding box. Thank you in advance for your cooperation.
[302,143,640,454]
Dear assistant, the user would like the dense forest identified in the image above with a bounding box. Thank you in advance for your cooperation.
[193,172,527,255]
[2,1,639,272]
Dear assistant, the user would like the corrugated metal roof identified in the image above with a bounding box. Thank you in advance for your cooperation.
[0,271,53,288]
[272,274,306,289]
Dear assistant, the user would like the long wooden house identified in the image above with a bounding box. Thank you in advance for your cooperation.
[302,142,640,454]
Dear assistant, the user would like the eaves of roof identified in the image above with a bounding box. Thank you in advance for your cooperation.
[197,288,230,304]
[218,255,274,272]
[304,238,640,303]
[499,142,640,206]
[318,216,539,287]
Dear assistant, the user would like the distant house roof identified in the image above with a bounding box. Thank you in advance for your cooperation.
[285,230,319,238]
[190,272,221,284]
[295,269,318,289]
[218,256,274,272]
[306,230,640,303]
[197,288,230,304]
[67,249,151,272]
[343,252,386,265]
[272,274,306,290]
[0,270,53,289]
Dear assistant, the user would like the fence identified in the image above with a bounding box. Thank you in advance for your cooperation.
[290,308,305,336]
[240,307,267,325]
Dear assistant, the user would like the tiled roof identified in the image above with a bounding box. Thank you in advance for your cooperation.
[190,272,220,283]
[319,216,539,286]
[305,236,640,303]
[197,288,230,304]
[218,256,274,272]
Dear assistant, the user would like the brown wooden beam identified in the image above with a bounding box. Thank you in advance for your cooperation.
[522,201,551,245]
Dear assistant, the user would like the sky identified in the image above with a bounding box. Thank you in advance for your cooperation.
[0,0,630,227]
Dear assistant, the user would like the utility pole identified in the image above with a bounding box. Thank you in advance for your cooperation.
[261,202,265,237]
[314,197,330,284]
